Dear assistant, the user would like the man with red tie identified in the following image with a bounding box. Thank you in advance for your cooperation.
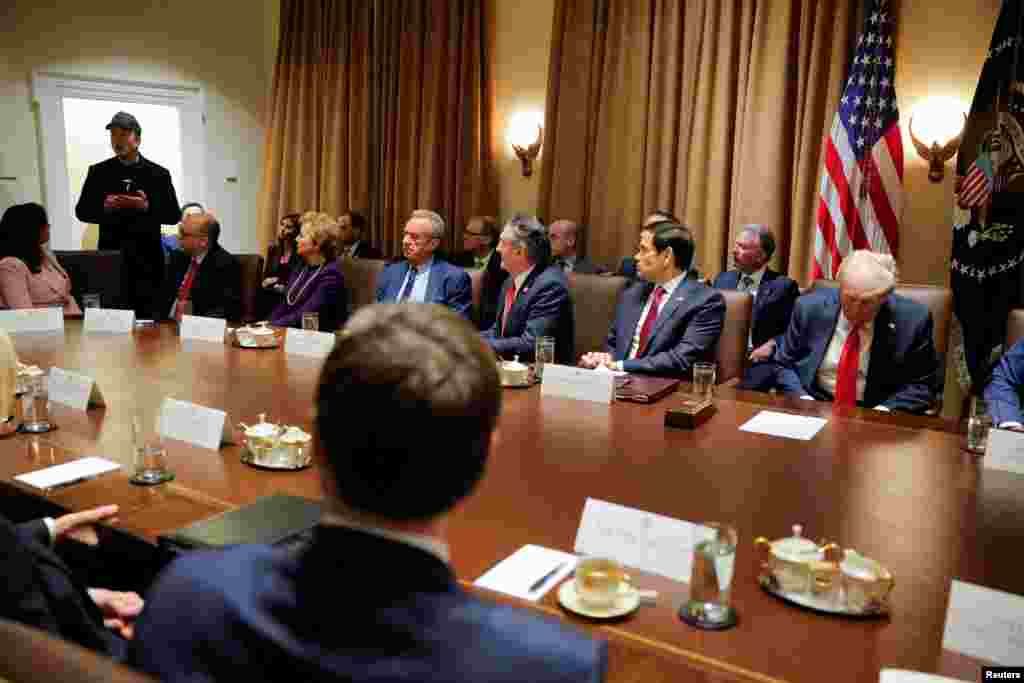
[164,211,241,321]
[579,223,724,377]
[772,250,938,413]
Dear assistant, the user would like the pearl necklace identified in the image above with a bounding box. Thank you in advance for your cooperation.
[286,263,324,305]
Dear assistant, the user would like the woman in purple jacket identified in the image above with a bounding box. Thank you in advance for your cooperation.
[270,213,348,331]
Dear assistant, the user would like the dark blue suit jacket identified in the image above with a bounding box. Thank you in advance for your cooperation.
[712,269,799,349]
[130,526,606,683]
[984,338,1024,424]
[482,263,575,363]
[375,257,472,320]
[773,288,938,412]
[606,279,725,377]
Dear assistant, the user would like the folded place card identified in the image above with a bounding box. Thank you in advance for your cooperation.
[14,456,120,490]
[984,428,1024,475]
[84,307,135,334]
[942,579,1024,666]
[180,315,227,343]
[573,497,714,583]
[474,545,578,601]
[879,670,966,683]
[540,364,615,404]
[0,308,64,334]
[48,367,104,411]
[739,410,828,441]
[159,397,231,451]
[284,328,336,357]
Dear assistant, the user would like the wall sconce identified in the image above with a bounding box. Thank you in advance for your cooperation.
[908,98,967,182]
[507,111,544,177]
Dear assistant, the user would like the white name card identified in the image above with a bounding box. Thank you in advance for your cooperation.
[158,397,230,451]
[48,367,104,411]
[0,308,63,334]
[879,670,965,683]
[179,315,227,343]
[574,497,714,583]
[942,579,1024,665]
[984,428,1024,475]
[84,307,135,334]
[540,364,615,404]
[284,328,336,357]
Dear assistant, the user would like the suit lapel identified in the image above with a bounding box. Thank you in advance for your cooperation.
[864,301,894,403]
[646,279,694,346]
[618,283,653,359]
[424,262,442,304]
[394,261,412,300]
[810,292,842,378]
[508,267,543,324]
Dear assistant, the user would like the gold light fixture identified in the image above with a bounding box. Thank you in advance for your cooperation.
[908,98,967,182]
[507,111,544,177]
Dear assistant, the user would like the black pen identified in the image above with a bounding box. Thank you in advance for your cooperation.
[528,562,567,593]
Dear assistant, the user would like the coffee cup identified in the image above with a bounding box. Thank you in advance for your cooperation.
[575,557,632,608]
[841,550,894,612]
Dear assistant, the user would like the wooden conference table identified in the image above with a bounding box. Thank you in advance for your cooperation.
[0,321,1017,683]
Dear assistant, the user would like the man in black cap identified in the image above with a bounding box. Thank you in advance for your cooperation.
[75,111,181,318]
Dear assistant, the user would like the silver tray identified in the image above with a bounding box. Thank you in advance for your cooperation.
[758,573,889,617]
[240,444,311,470]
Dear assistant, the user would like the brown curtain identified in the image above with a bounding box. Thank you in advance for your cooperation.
[260,0,495,258]
[539,0,856,282]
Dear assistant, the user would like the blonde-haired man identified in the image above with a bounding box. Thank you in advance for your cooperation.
[772,250,938,412]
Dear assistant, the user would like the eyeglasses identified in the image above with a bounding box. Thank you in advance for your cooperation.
[403,231,437,244]
[463,230,486,238]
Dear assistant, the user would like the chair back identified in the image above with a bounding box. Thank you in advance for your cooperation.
[53,250,123,310]
[236,254,264,324]
[338,258,388,312]
[715,290,753,384]
[567,273,629,360]
[469,268,486,325]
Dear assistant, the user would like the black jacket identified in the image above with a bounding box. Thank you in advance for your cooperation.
[163,244,242,321]
[451,249,509,330]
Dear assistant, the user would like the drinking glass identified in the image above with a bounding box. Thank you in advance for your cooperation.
[692,362,717,400]
[20,374,53,433]
[302,312,320,331]
[680,522,738,629]
[534,336,556,381]
[966,396,992,454]
[81,293,102,309]
[130,414,174,486]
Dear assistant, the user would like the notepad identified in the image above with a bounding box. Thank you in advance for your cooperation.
[14,456,120,490]
[740,410,828,441]
[474,545,578,601]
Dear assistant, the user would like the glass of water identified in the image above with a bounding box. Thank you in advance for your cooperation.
[692,361,717,400]
[966,396,992,455]
[680,522,738,630]
[302,312,320,331]
[20,374,53,433]
[534,336,555,382]
[130,414,174,486]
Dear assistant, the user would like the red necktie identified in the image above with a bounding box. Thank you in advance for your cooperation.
[175,258,199,321]
[635,286,666,356]
[834,324,862,407]
[501,283,517,335]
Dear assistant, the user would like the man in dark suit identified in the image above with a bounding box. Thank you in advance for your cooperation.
[712,224,799,363]
[339,210,382,259]
[481,214,575,363]
[615,210,703,282]
[163,211,241,321]
[376,209,472,319]
[1,505,143,660]
[129,304,606,683]
[75,111,181,319]
[984,338,1024,429]
[580,223,724,377]
[548,219,605,274]
[451,215,508,330]
[772,250,938,413]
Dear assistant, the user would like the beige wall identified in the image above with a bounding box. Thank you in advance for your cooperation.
[0,0,279,254]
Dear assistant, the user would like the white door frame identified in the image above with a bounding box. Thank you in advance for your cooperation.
[32,72,206,250]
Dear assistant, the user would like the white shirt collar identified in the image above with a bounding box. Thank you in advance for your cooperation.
[513,265,536,291]
[655,272,687,297]
[320,512,451,564]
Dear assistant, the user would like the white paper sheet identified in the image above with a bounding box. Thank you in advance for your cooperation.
[284,328,336,357]
[474,545,578,601]
[739,410,828,441]
[594,365,629,377]
[179,315,227,343]
[941,580,1024,666]
[0,308,64,334]
[14,456,120,490]
[540,363,615,404]
[879,670,966,683]
[84,307,135,334]
[984,427,1024,475]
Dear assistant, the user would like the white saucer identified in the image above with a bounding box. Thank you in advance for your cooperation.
[558,580,640,619]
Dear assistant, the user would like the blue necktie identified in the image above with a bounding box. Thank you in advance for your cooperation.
[399,266,418,302]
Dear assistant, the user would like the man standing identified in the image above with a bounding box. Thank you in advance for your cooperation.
[548,220,604,274]
[451,215,508,330]
[338,211,382,259]
[376,210,472,319]
[163,211,241,321]
[130,305,606,682]
[481,214,575,363]
[580,223,724,377]
[75,111,180,318]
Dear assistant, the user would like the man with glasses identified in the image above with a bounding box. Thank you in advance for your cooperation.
[375,209,472,319]
[481,213,575,363]
[451,216,508,329]
[163,211,241,321]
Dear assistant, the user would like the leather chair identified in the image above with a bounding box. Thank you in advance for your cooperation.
[0,618,156,683]
[235,254,264,324]
[53,250,123,310]
[715,290,753,384]
[567,273,629,360]
[337,257,388,312]
[1006,309,1024,348]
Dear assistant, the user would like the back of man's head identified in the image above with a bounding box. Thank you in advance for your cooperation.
[316,304,502,521]
[838,250,896,295]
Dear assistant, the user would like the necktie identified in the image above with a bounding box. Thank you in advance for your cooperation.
[398,266,418,302]
[635,286,666,356]
[740,275,755,292]
[834,324,862,407]
[501,282,518,336]
[175,258,199,321]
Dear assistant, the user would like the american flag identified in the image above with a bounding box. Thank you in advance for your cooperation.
[812,0,903,280]
[957,143,1006,209]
